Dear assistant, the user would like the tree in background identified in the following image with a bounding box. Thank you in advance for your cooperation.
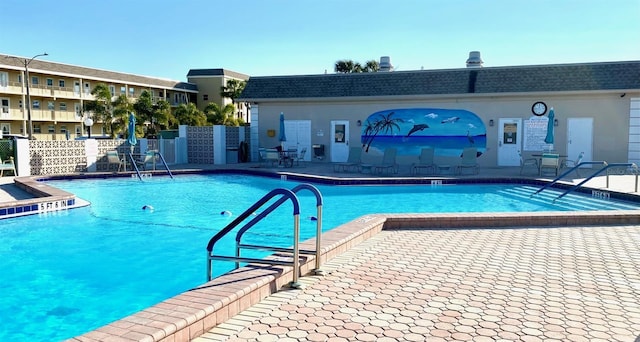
[220,79,247,121]
[133,90,172,138]
[84,83,130,138]
[334,59,380,73]
[173,103,207,126]
[204,103,238,126]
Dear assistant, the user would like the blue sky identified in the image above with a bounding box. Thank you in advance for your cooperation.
[2,0,638,81]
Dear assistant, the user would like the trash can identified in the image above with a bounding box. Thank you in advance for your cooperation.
[312,144,325,160]
[226,147,238,164]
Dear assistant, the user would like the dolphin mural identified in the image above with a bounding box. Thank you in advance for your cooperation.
[441,116,460,124]
[361,108,486,157]
[406,124,429,137]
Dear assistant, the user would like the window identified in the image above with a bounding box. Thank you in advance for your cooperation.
[48,125,55,133]
[59,102,67,110]
[0,72,8,89]
[17,75,22,83]
[60,126,67,134]
[33,124,41,133]
[59,80,65,87]
[203,94,209,101]
[129,87,134,96]
[31,76,39,85]
[1,98,9,117]
[32,100,40,109]
[74,103,82,118]
[48,101,55,110]
[84,82,90,95]
[120,86,126,94]
[46,78,53,87]
[1,123,9,135]
[109,85,115,96]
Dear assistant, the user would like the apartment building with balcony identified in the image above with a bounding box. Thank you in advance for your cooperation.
[187,68,250,123]
[0,53,198,140]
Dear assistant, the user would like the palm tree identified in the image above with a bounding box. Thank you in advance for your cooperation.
[110,94,132,138]
[84,83,130,137]
[361,111,404,152]
[133,90,172,138]
[335,59,380,73]
[204,103,237,126]
[220,79,247,120]
[173,103,207,126]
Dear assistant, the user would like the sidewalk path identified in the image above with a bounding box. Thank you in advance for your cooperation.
[197,225,640,341]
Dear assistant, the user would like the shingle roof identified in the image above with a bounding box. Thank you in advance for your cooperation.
[187,68,249,80]
[1,54,198,92]
[239,61,640,100]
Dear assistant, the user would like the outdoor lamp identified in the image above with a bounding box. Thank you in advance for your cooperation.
[84,117,94,138]
[554,119,558,127]
[489,119,494,127]
[357,120,362,126]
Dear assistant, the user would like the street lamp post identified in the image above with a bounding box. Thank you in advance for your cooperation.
[84,117,94,138]
[24,52,48,140]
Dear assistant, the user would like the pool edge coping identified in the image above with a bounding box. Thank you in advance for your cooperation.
[66,211,640,342]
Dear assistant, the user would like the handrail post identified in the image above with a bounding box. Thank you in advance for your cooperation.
[314,205,324,275]
[207,251,212,281]
[290,214,302,288]
[128,152,143,181]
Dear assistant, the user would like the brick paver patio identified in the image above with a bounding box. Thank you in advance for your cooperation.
[197,225,640,341]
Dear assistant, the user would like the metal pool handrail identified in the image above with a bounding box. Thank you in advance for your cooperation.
[126,151,174,180]
[233,183,324,275]
[206,187,305,287]
[553,162,638,202]
[531,161,607,197]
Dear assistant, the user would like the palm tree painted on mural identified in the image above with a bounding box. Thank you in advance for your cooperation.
[361,111,404,152]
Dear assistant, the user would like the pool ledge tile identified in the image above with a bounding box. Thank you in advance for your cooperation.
[65,210,640,342]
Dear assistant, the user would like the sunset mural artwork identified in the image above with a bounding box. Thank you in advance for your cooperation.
[361,108,486,157]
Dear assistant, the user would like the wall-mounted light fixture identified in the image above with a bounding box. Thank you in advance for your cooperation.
[554,119,559,127]
[357,120,362,126]
[621,93,626,98]
[489,119,494,127]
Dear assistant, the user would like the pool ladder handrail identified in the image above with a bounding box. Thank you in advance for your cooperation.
[127,151,174,181]
[531,161,639,202]
[206,184,324,288]
[552,162,637,202]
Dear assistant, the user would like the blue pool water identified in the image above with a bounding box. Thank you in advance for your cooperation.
[0,174,638,341]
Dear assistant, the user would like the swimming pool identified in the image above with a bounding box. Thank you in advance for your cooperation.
[1,174,638,340]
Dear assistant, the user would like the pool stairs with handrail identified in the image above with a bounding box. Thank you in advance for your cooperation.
[206,183,324,288]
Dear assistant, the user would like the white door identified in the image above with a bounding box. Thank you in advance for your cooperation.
[497,118,522,166]
[567,118,593,168]
[283,120,312,161]
[331,120,350,162]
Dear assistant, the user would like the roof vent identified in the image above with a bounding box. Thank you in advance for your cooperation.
[466,51,483,68]
[379,56,393,71]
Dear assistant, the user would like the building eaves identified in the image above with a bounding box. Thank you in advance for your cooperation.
[239,61,640,101]
[187,68,249,80]
[1,54,198,92]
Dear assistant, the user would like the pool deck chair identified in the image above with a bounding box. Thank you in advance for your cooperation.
[106,150,125,172]
[373,148,398,174]
[333,147,362,172]
[562,151,584,176]
[263,149,280,167]
[293,147,307,166]
[411,147,437,175]
[457,147,479,175]
[539,152,560,176]
[0,156,16,177]
[519,150,539,175]
[136,150,157,171]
